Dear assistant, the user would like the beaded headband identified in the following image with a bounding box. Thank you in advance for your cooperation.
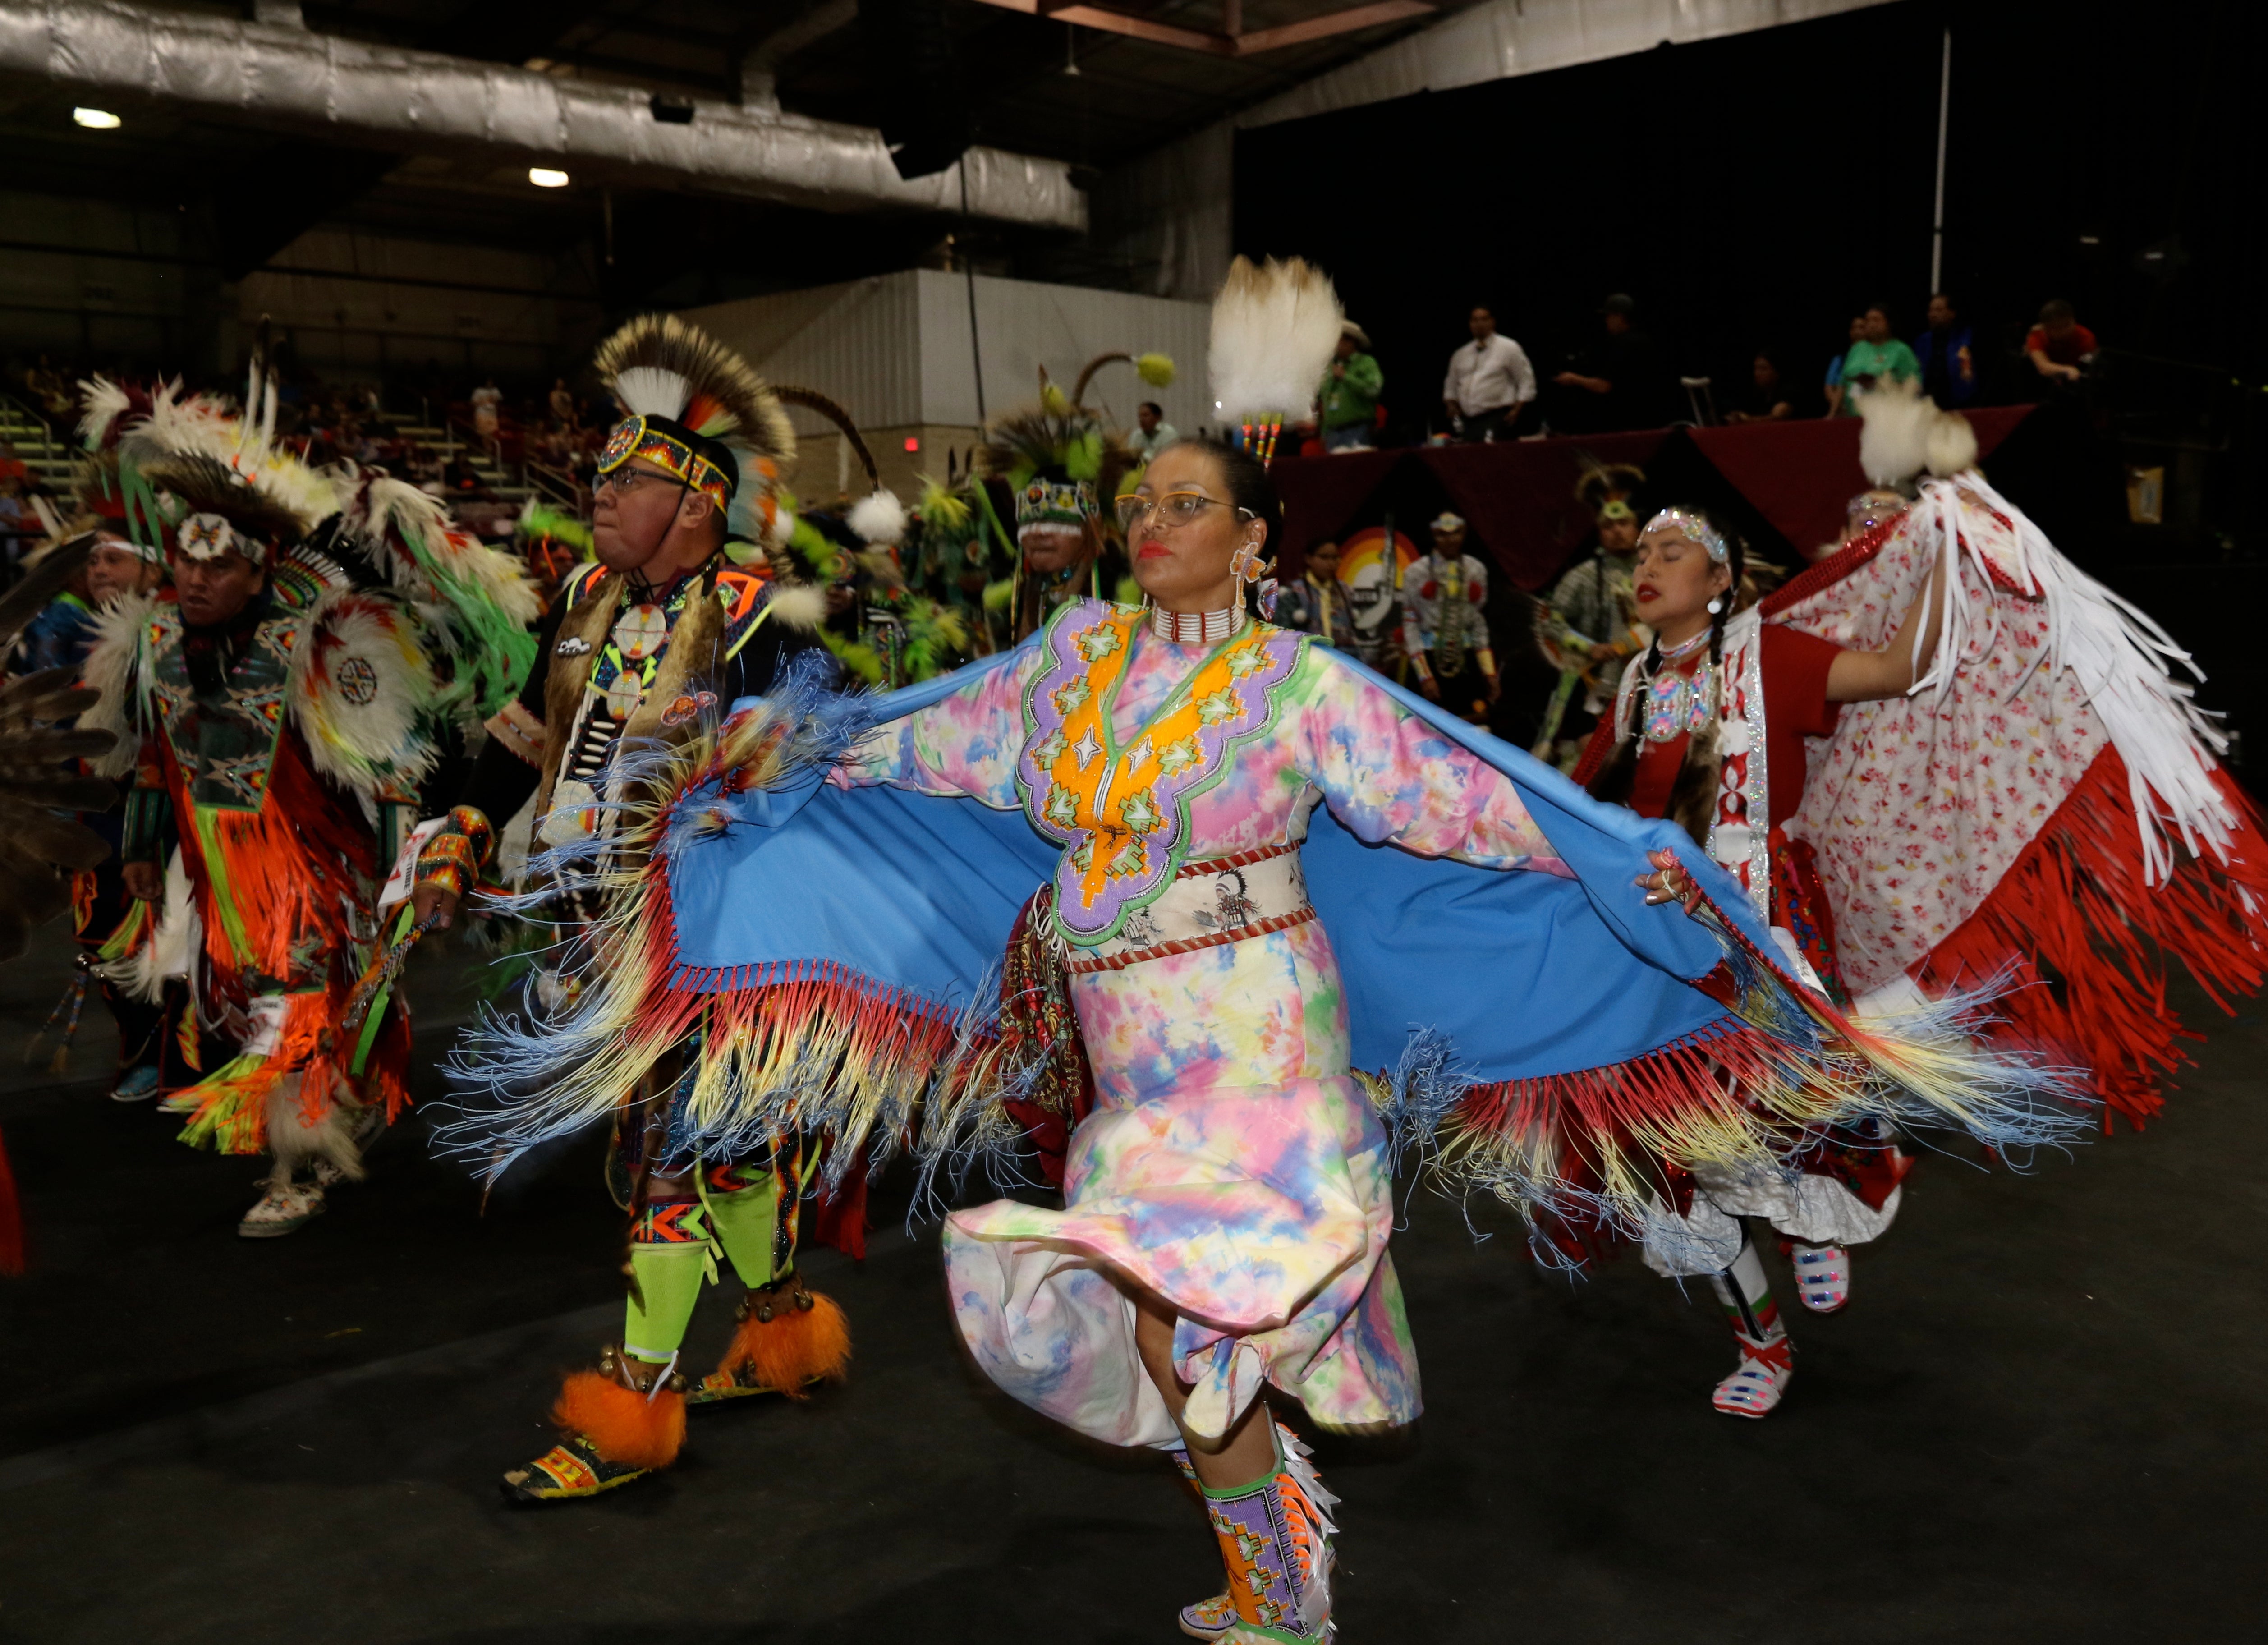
[1642,507,1730,564]
[597,414,735,510]
[1015,476,1095,532]
[174,512,253,563]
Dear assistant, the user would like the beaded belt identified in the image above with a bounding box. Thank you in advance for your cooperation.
[1065,842,1315,975]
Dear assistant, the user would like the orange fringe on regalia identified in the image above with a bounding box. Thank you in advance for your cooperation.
[159,731,411,1154]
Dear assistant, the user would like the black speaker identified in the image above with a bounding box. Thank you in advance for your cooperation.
[861,0,971,181]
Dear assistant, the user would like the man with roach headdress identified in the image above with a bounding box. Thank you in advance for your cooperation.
[407,314,853,1504]
[77,390,472,1241]
[978,376,1139,643]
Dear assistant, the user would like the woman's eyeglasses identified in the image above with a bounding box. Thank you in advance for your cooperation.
[1113,491,1252,532]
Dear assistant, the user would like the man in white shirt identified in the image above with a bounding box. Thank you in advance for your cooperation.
[1441,307,1536,443]
[1127,401,1178,460]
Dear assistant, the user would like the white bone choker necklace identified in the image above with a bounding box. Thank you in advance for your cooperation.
[1149,605,1247,644]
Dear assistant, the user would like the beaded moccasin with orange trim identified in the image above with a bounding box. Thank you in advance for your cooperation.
[501,1353,687,1502]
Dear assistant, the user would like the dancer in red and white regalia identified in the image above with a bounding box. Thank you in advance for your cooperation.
[1576,382,2268,1416]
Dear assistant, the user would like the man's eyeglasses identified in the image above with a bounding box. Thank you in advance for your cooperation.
[594,468,661,496]
[1113,490,1253,532]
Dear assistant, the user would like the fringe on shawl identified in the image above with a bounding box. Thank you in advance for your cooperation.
[1913,745,2268,1130]
[1409,888,2092,1260]
[445,685,2090,1243]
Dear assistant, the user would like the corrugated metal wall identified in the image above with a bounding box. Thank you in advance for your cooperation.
[685,271,1213,444]
[688,275,926,438]
[915,271,1213,436]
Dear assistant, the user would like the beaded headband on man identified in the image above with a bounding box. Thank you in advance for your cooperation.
[175,512,252,563]
[1642,507,1730,564]
[597,414,736,510]
[1015,476,1095,530]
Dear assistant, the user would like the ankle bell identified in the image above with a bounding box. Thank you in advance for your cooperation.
[736,1276,816,1325]
[597,1343,687,1396]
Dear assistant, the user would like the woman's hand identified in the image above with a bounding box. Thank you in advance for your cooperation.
[1637,848,1704,911]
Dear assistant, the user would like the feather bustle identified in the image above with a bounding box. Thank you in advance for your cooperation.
[1209,256,1345,420]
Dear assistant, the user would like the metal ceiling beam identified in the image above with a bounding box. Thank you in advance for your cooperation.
[965,0,1432,56]
[0,0,1085,229]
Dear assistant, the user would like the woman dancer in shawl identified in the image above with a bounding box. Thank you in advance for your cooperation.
[1580,503,1947,1416]
[841,433,1586,1639]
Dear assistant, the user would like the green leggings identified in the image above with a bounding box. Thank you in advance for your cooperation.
[622,1155,804,1365]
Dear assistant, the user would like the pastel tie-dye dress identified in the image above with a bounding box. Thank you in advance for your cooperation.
[841,598,1569,1448]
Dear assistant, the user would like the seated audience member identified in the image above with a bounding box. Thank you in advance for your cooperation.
[1835,303,1921,415]
[2026,299,2097,384]
[1726,352,1795,422]
[1914,292,1978,407]
[1274,538,1354,644]
[1318,322,1384,452]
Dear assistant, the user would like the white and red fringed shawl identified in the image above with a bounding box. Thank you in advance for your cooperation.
[1769,473,2268,1128]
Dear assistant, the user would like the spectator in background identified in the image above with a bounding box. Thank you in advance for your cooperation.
[23,356,72,418]
[1442,307,1536,442]
[548,377,579,431]
[1554,294,1669,433]
[1823,314,1864,417]
[1834,303,1920,415]
[1402,512,1499,718]
[1274,538,1354,645]
[0,475,37,567]
[1914,293,1978,407]
[1725,351,1795,422]
[470,377,503,449]
[1318,321,1384,452]
[1128,401,1178,459]
[2026,299,2097,384]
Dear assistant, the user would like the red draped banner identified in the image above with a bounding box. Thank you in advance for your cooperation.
[1270,408,2034,590]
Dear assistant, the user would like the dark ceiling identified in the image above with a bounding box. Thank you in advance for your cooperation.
[289,0,1464,175]
[0,0,1465,314]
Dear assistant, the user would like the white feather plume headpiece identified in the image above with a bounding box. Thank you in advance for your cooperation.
[1209,256,1345,424]
[1858,376,1979,488]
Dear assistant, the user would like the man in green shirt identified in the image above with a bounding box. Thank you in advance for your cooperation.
[1318,321,1384,451]
[1835,303,1921,415]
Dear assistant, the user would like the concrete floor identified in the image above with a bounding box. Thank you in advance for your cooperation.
[0,927,2261,1644]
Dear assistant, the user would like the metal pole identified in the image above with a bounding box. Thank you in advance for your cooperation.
[1929,27,1951,294]
[959,159,987,425]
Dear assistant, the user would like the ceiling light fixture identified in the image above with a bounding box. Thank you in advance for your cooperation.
[73,107,121,129]
[528,167,570,188]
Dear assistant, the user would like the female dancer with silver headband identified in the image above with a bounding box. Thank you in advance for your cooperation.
[1580,503,1950,1417]
[1580,381,2268,1421]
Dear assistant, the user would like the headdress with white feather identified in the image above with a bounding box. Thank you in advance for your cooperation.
[1208,256,1343,462]
[592,314,796,546]
[1858,376,1979,488]
[77,375,335,564]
